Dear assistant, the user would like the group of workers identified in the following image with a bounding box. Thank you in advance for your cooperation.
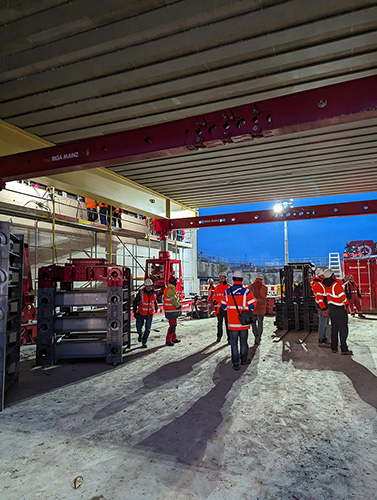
[311,269,365,355]
[85,198,122,227]
[132,266,364,369]
[132,270,267,370]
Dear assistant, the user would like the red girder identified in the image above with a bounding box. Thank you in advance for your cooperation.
[0,76,376,186]
[154,200,377,232]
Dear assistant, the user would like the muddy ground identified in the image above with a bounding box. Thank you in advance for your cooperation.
[1,315,376,500]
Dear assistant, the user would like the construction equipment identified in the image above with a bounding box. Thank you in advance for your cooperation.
[0,222,24,412]
[274,263,318,340]
[343,256,377,313]
[36,258,131,366]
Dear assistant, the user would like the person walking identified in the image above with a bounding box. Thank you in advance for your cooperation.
[213,271,230,343]
[344,274,365,318]
[221,270,256,370]
[133,278,158,348]
[311,268,330,347]
[323,269,353,355]
[163,275,182,346]
[249,273,267,346]
[85,198,98,222]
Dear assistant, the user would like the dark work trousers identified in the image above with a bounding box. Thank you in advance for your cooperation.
[217,308,230,342]
[99,206,109,225]
[328,304,349,352]
[87,207,98,222]
[251,314,264,338]
[229,329,249,366]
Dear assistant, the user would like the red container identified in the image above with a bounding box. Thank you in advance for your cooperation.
[343,257,377,313]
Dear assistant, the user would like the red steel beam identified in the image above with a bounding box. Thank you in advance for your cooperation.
[0,76,377,186]
[155,200,377,232]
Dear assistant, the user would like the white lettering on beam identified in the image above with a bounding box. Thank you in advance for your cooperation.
[51,152,79,162]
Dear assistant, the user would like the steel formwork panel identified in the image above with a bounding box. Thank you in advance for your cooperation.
[36,260,131,366]
[0,223,23,412]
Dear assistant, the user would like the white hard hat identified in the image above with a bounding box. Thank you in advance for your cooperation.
[233,270,243,279]
[256,273,264,279]
[207,278,214,283]
[323,269,333,278]
[315,268,325,277]
[144,278,153,286]
[219,271,227,277]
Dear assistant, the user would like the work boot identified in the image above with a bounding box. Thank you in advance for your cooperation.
[138,334,142,342]
[358,314,366,318]
[165,341,174,346]
[318,339,331,348]
[172,339,181,343]
[241,358,251,365]
[141,344,147,348]
[233,363,240,371]
[341,350,353,355]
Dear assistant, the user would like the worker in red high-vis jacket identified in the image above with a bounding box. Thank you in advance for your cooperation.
[213,271,230,343]
[344,274,365,318]
[221,270,256,370]
[249,273,267,347]
[323,269,353,355]
[207,278,216,316]
[311,268,330,347]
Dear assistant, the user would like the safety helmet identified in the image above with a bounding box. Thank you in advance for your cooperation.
[233,270,243,279]
[256,273,264,279]
[207,278,214,284]
[323,269,333,278]
[144,278,153,286]
[219,271,227,277]
[315,268,325,277]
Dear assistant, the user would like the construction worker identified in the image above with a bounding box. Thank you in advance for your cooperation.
[323,269,353,355]
[249,273,267,346]
[311,268,330,347]
[344,274,365,318]
[111,207,122,228]
[207,278,216,315]
[85,198,98,222]
[214,271,230,343]
[221,270,256,370]
[163,275,181,346]
[98,202,109,225]
[133,278,158,348]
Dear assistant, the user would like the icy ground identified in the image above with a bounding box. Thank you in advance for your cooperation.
[1,315,376,500]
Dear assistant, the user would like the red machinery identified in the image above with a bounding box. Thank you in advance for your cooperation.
[343,240,376,258]
[21,243,37,344]
[145,251,184,301]
[343,257,377,313]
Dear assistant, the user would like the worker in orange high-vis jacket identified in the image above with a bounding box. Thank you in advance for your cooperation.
[98,202,109,225]
[111,207,122,228]
[163,275,182,346]
[221,270,256,370]
[323,269,352,355]
[133,278,158,348]
[249,273,267,347]
[85,198,98,222]
[214,271,230,343]
[311,268,330,347]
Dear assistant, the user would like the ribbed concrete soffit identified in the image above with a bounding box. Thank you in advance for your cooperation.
[0,1,377,208]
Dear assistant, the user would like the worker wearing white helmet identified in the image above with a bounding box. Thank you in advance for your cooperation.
[133,278,158,348]
[214,271,230,342]
[310,268,330,347]
[221,270,257,370]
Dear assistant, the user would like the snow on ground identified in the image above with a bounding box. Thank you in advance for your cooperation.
[1,315,376,500]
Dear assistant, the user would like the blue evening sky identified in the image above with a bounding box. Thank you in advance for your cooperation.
[197,191,377,265]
